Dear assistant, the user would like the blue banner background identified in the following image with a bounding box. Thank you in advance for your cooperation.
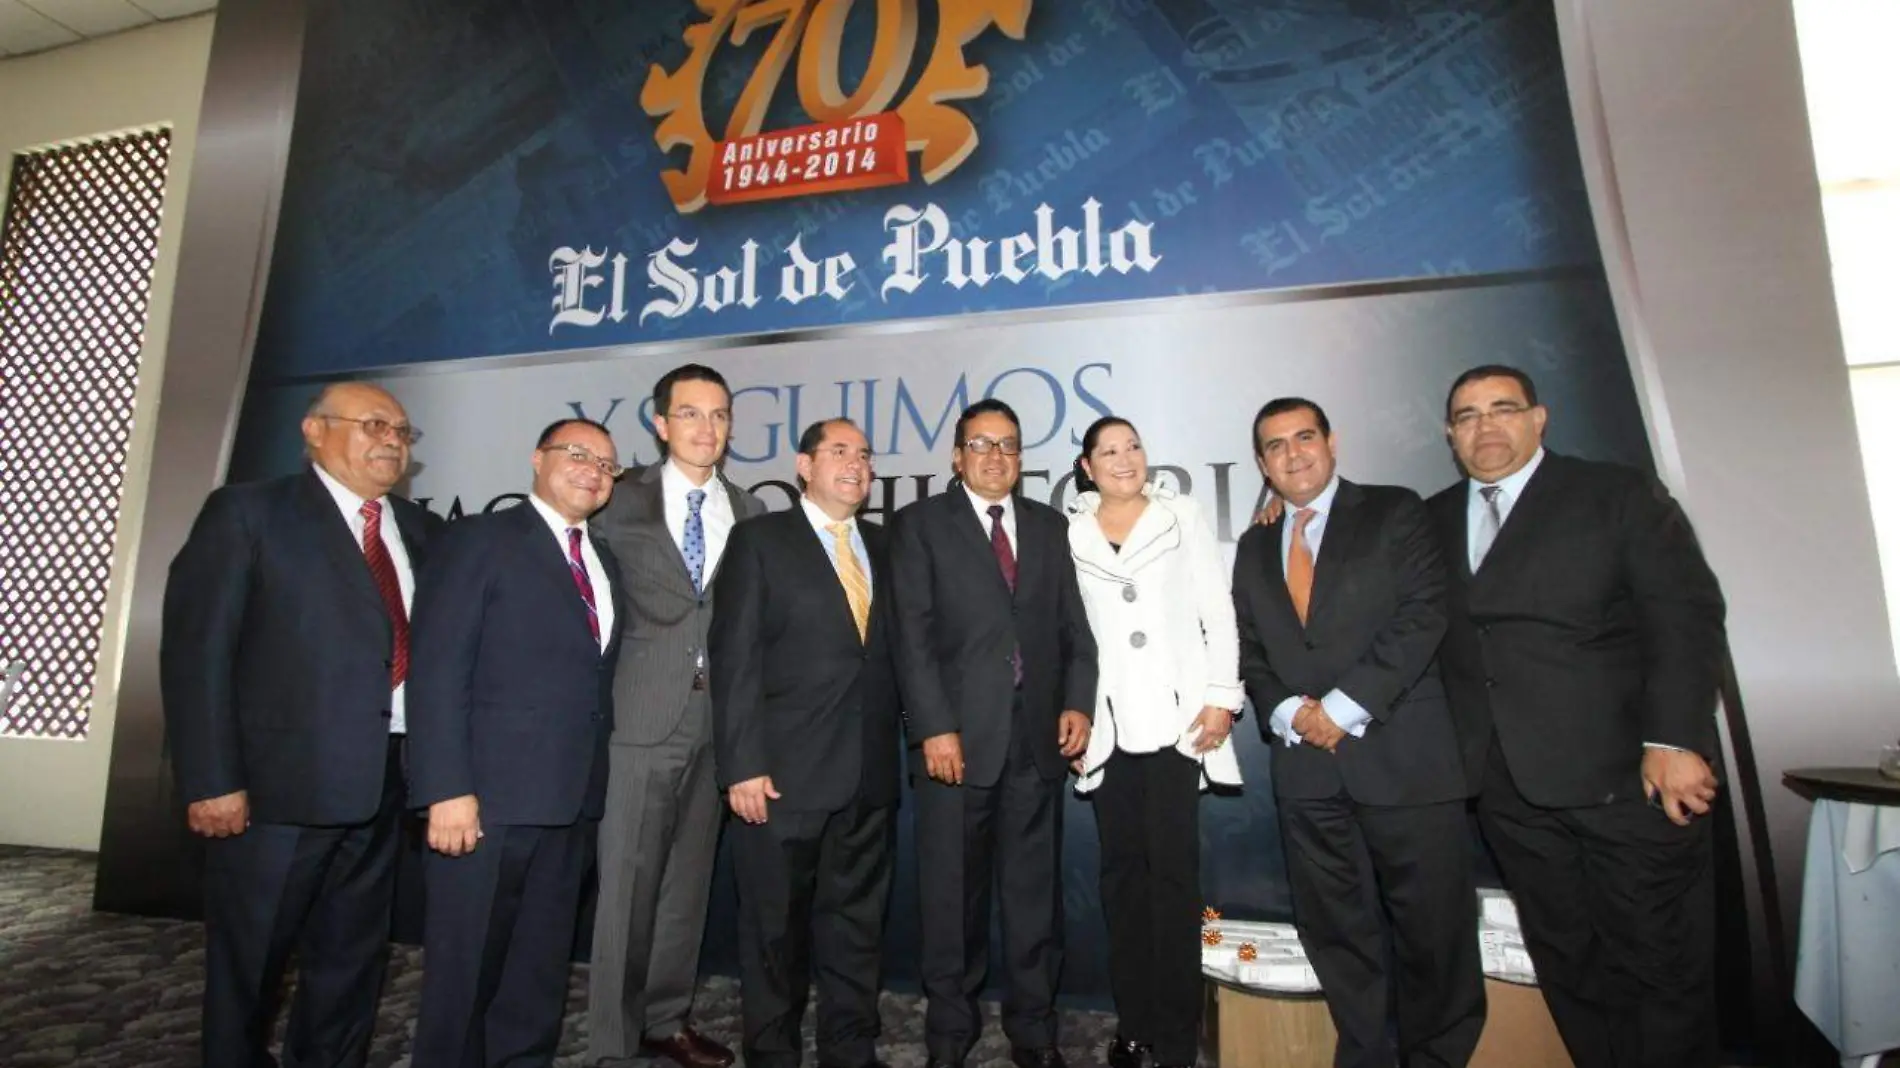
[253,0,1599,378]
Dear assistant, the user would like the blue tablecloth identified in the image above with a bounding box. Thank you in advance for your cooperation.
[1794,798,1900,1060]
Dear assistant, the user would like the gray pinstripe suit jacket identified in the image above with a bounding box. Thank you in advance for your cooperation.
[594,461,767,744]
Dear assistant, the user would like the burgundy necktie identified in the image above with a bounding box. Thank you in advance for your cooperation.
[988,504,1023,686]
[359,500,408,687]
[568,527,601,645]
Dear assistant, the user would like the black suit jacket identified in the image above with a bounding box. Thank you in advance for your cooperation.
[709,508,901,813]
[160,468,442,826]
[889,488,1099,787]
[406,501,626,826]
[1233,480,1467,806]
[1426,452,1727,808]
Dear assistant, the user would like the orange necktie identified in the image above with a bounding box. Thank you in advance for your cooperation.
[1286,508,1317,624]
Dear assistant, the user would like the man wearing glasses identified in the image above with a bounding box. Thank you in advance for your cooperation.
[408,416,627,1066]
[889,399,1098,1068]
[161,382,439,1068]
[588,363,766,1068]
[1427,365,1728,1068]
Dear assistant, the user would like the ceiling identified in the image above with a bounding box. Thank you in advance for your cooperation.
[0,0,215,59]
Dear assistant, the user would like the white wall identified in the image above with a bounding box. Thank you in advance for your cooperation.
[0,15,216,850]
[1555,0,1900,1023]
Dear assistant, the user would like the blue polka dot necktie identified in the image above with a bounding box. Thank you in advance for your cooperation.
[683,488,707,594]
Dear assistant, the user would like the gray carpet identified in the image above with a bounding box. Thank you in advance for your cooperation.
[0,847,1119,1068]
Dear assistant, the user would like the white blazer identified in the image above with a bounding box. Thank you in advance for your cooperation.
[1067,484,1243,792]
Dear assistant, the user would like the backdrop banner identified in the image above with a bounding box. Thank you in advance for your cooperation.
[210,0,1650,1002]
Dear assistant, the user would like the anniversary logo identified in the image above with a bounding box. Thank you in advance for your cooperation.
[547,0,1163,333]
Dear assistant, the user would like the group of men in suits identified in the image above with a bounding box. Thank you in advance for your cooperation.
[162,367,769,1068]
[160,358,1725,1068]
[1235,365,1726,1068]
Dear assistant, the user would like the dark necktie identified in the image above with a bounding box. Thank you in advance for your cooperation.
[359,500,408,687]
[988,504,1023,686]
[567,527,600,645]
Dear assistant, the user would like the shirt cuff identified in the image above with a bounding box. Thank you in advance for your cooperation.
[1643,741,1685,752]
[1321,689,1372,738]
[1270,696,1304,748]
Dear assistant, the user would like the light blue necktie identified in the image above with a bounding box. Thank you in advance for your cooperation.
[683,488,707,594]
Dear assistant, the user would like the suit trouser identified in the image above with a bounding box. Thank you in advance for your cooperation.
[201,736,404,1068]
[1278,792,1486,1068]
[1091,748,1203,1066]
[731,797,895,1068]
[914,709,1064,1062]
[1476,740,1715,1068]
[412,821,594,1068]
[588,696,723,1062]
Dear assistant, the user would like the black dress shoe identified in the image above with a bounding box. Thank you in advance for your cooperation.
[925,1059,963,1068]
[1010,1048,1068,1068]
[1105,1035,1150,1068]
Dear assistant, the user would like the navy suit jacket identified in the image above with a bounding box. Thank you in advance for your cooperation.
[406,500,626,826]
[160,468,442,826]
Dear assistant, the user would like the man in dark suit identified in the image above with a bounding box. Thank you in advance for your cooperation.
[589,364,766,1068]
[889,399,1098,1068]
[1233,397,1485,1068]
[709,418,901,1068]
[161,381,437,1068]
[407,417,627,1068]
[1427,365,1726,1068]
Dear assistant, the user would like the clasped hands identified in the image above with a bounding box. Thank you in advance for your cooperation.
[924,711,1090,785]
[1290,697,1346,752]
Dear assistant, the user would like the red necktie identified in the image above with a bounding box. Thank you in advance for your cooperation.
[988,504,1022,686]
[360,500,408,687]
[568,527,601,644]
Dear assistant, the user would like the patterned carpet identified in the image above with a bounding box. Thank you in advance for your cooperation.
[0,846,1119,1068]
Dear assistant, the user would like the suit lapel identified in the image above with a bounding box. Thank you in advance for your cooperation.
[391,498,429,568]
[593,533,625,662]
[296,469,388,627]
[1441,489,1474,582]
[700,473,751,590]
[513,504,599,651]
[1012,500,1040,603]
[1305,481,1363,630]
[1471,455,1562,584]
[629,465,698,598]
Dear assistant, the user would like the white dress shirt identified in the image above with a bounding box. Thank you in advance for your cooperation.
[1269,475,1373,747]
[313,463,415,734]
[528,494,616,652]
[964,485,1017,555]
[662,458,734,586]
[1467,446,1546,571]
[801,497,873,596]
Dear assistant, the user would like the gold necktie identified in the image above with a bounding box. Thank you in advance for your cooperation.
[827,522,871,643]
[1285,508,1317,624]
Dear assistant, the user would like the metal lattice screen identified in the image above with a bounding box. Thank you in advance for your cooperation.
[0,128,173,739]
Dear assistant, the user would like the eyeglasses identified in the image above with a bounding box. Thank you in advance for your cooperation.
[662,407,731,427]
[540,443,625,478]
[320,415,423,444]
[962,436,1022,456]
[1449,403,1532,430]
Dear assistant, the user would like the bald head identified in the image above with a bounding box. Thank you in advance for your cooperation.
[301,381,415,500]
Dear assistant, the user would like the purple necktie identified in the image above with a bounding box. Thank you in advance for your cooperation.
[988,505,1023,686]
[567,527,600,644]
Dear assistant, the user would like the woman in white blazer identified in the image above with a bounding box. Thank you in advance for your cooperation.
[1067,416,1242,1068]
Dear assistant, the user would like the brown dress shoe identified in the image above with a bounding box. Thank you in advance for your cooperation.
[642,1028,736,1068]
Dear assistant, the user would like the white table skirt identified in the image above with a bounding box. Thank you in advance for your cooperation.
[1793,798,1900,1060]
